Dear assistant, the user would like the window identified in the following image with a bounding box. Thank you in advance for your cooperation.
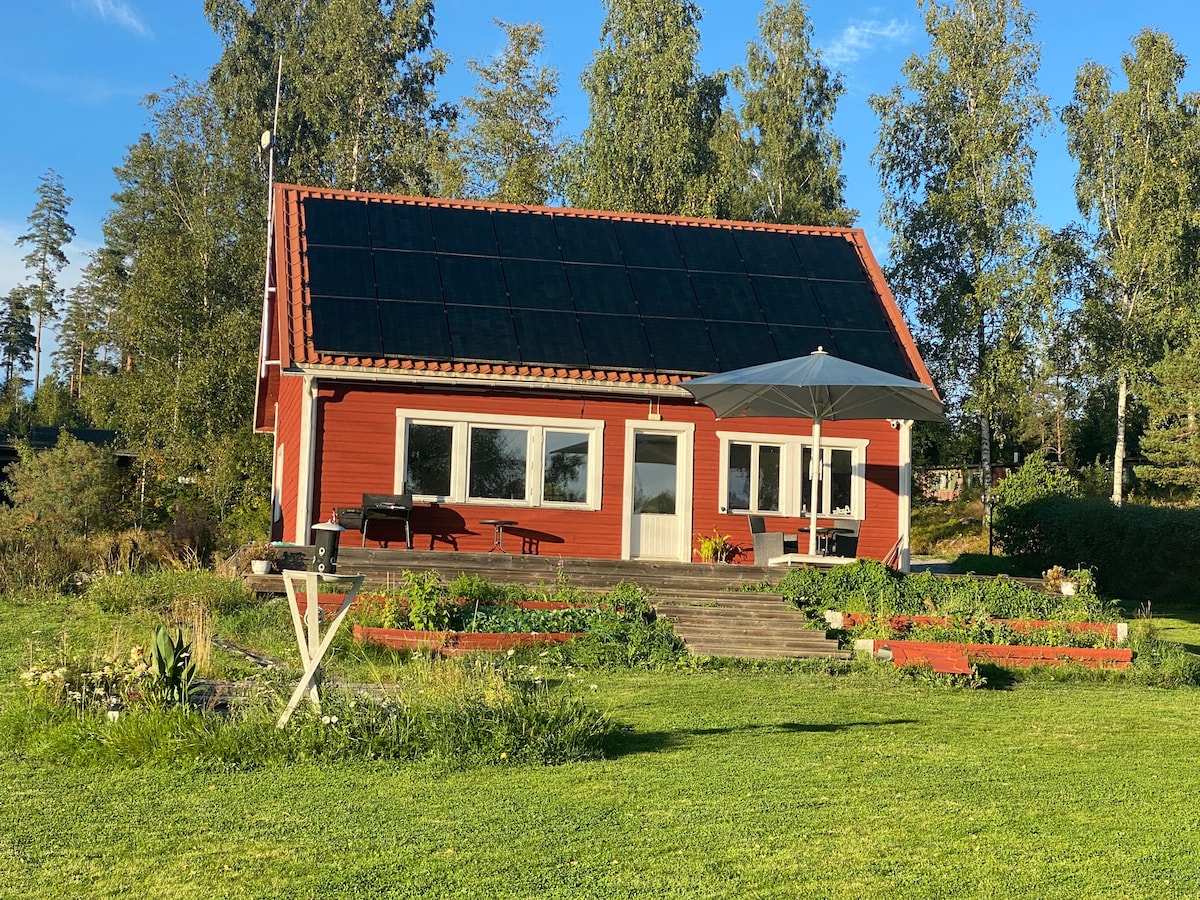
[718,431,867,519]
[727,442,782,514]
[405,423,453,496]
[397,410,603,508]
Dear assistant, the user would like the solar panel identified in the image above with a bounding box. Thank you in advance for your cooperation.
[310,296,382,355]
[513,309,587,366]
[303,197,369,247]
[299,194,914,379]
[379,300,449,358]
[627,268,699,319]
[493,210,560,261]
[439,255,508,307]
[368,201,435,252]
[769,324,839,360]
[577,313,655,370]
[428,205,498,256]
[733,229,802,276]
[692,273,765,324]
[447,304,519,361]
[708,321,780,371]
[831,328,911,377]
[554,215,624,265]
[642,316,718,373]
[811,280,885,331]
[305,246,376,299]
[750,276,826,327]
[613,219,686,269]
[791,233,864,281]
[565,264,638,315]
[504,259,571,310]
[672,225,745,273]
[374,250,441,303]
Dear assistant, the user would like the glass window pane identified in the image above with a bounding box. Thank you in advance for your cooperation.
[727,442,751,510]
[758,445,781,513]
[406,423,453,496]
[543,431,589,503]
[469,427,527,500]
[830,449,853,516]
[633,433,677,514]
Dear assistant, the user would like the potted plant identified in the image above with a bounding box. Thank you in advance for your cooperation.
[693,528,740,564]
[1042,565,1078,596]
[244,541,279,575]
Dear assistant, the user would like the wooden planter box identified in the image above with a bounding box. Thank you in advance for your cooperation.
[828,612,1127,643]
[352,624,584,656]
[861,638,1133,674]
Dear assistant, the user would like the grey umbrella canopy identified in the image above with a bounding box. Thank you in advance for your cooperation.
[682,348,945,555]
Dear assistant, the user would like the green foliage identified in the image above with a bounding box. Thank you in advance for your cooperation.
[1062,30,1200,504]
[86,569,253,615]
[552,582,687,669]
[15,169,75,386]
[1133,342,1200,498]
[572,0,725,217]
[730,0,853,226]
[149,626,198,705]
[991,453,1082,555]
[772,559,1110,623]
[872,0,1050,472]
[454,20,566,205]
[693,527,739,563]
[1,433,123,537]
[399,570,452,631]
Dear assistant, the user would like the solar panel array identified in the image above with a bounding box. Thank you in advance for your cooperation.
[302,196,913,377]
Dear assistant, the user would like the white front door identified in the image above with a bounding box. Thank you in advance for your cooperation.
[623,422,694,561]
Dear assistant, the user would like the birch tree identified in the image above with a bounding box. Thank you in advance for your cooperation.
[1061,29,1200,505]
[871,0,1049,514]
[572,0,725,216]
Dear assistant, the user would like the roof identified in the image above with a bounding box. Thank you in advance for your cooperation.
[262,184,931,392]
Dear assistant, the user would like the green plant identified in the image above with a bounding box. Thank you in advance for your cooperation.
[149,626,197,704]
[401,570,451,631]
[693,528,739,563]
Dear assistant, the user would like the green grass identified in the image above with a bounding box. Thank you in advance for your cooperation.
[4,591,1200,898]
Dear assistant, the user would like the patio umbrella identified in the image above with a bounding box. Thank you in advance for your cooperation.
[681,347,945,556]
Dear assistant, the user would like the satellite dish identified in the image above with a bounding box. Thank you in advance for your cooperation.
[260,130,273,151]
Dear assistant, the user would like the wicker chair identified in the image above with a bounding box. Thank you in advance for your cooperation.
[747,515,798,563]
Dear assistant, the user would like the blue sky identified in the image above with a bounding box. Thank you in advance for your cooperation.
[1,0,1198,299]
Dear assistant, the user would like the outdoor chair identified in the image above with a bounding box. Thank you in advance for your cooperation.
[747,515,798,563]
[832,519,861,558]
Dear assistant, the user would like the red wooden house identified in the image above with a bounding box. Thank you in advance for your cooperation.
[254,185,934,569]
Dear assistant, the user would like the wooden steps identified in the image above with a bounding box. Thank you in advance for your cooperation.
[653,591,848,660]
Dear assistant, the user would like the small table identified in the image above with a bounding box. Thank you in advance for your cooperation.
[480,519,518,553]
[800,526,854,556]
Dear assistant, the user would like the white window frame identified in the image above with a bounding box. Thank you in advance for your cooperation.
[724,440,786,515]
[395,409,604,509]
[716,430,869,520]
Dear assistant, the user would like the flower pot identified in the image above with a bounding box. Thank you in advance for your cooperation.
[250,559,272,575]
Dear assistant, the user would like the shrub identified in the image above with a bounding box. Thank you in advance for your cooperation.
[991,453,1082,557]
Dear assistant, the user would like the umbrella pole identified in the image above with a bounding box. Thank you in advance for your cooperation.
[808,419,822,555]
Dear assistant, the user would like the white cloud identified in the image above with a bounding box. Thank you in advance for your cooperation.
[76,0,150,37]
[823,18,913,68]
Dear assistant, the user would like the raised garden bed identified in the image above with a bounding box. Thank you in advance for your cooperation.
[827,611,1128,643]
[860,639,1133,674]
[352,624,583,656]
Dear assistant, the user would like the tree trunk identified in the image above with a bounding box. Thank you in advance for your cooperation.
[1112,368,1128,506]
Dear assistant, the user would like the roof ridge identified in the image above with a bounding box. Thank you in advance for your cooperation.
[274,182,860,238]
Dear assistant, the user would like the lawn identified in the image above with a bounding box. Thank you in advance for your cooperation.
[2,593,1200,898]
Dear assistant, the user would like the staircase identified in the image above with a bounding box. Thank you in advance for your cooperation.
[653,590,848,661]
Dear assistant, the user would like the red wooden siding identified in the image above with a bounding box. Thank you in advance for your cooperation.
[277,378,902,561]
[274,374,307,543]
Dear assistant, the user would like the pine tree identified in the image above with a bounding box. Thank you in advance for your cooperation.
[732,0,853,226]
[1134,343,1200,498]
[0,285,36,389]
[15,169,75,388]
